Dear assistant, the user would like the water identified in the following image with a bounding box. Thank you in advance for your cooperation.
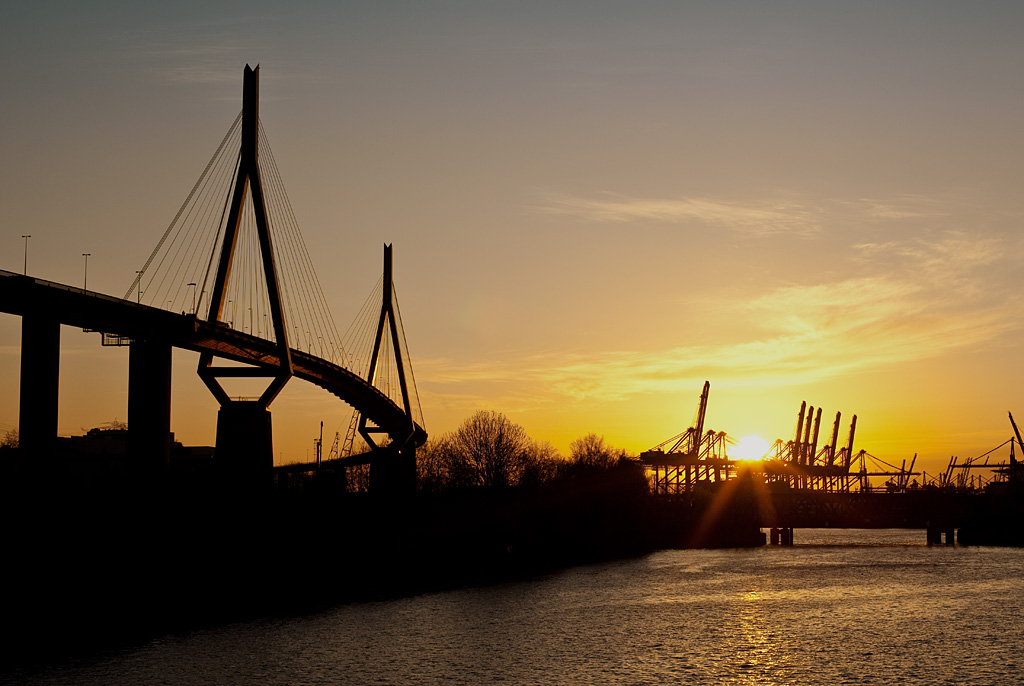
[8,530,1023,685]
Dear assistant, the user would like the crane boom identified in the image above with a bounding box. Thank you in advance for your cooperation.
[1008,412,1023,467]
[694,380,710,456]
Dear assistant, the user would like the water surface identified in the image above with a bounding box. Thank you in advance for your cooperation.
[9,529,1022,684]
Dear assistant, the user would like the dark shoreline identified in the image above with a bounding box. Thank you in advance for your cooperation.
[0,464,765,670]
[12,455,1020,670]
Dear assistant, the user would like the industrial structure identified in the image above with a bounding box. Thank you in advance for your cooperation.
[640,382,872,495]
[640,381,1022,544]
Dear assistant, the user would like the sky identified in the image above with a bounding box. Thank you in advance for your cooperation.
[2,1,1024,476]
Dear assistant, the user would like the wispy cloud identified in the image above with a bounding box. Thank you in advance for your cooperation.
[534,192,823,237]
[155,45,248,85]
[133,18,306,91]
[532,190,986,240]
[842,195,946,221]
[417,229,1022,414]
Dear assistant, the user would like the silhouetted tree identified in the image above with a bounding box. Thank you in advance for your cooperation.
[569,433,620,471]
[0,428,17,449]
[452,410,530,489]
[417,433,476,492]
[520,439,564,487]
[349,463,371,492]
[417,436,447,493]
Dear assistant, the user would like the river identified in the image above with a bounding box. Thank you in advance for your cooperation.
[6,529,1023,684]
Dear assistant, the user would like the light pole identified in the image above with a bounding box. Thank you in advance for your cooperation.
[82,253,91,291]
[187,282,196,314]
[135,270,143,303]
[21,235,31,275]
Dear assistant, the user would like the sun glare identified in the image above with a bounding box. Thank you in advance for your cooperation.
[733,434,771,462]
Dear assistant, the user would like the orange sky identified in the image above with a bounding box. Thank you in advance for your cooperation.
[3,2,1024,477]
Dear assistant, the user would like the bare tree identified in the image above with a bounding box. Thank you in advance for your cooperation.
[452,410,530,488]
[570,433,619,470]
[520,439,564,487]
[417,433,475,492]
[417,436,447,493]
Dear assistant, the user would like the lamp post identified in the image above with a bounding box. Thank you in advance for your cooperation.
[21,235,31,275]
[187,282,196,314]
[136,270,143,303]
[82,253,91,291]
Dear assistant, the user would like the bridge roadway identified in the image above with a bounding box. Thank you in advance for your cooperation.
[0,269,426,445]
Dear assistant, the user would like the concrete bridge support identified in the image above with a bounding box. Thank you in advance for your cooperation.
[927,526,956,545]
[18,315,60,458]
[369,441,417,496]
[215,401,274,493]
[128,340,172,469]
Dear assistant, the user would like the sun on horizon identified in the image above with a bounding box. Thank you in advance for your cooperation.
[731,434,772,462]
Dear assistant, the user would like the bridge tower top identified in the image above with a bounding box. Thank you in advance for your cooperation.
[199,64,292,408]
[358,243,418,451]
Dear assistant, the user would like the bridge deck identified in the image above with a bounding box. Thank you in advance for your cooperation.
[0,270,425,444]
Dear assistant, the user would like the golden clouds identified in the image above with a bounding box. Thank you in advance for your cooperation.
[417,227,1022,425]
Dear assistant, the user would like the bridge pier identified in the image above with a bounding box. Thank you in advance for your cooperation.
[368,438,415,497]
[927,525,957,545]
[769,527,794,545]
[369,441,417,495]
[215,401,274,493]
[18,314,60,458]
[128,340,172,469]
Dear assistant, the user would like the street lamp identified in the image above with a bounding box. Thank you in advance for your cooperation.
[21,235,31,275]
[82,253,91,291]
[187,282,196,314]
[135,270,143,303]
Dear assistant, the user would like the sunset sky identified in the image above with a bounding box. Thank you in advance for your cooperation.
[3,2,1024,475]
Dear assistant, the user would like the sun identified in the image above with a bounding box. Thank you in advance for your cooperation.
[732,434,771,462]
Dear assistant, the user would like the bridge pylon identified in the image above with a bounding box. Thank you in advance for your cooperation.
[358,244,418,494]
[197,64,292,485]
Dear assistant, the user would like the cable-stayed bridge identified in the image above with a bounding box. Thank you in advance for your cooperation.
[0,65,425,492]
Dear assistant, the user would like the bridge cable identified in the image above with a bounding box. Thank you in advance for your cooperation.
[125,110,242,301]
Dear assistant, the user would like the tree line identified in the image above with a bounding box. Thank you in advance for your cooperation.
[416,410,636,493]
